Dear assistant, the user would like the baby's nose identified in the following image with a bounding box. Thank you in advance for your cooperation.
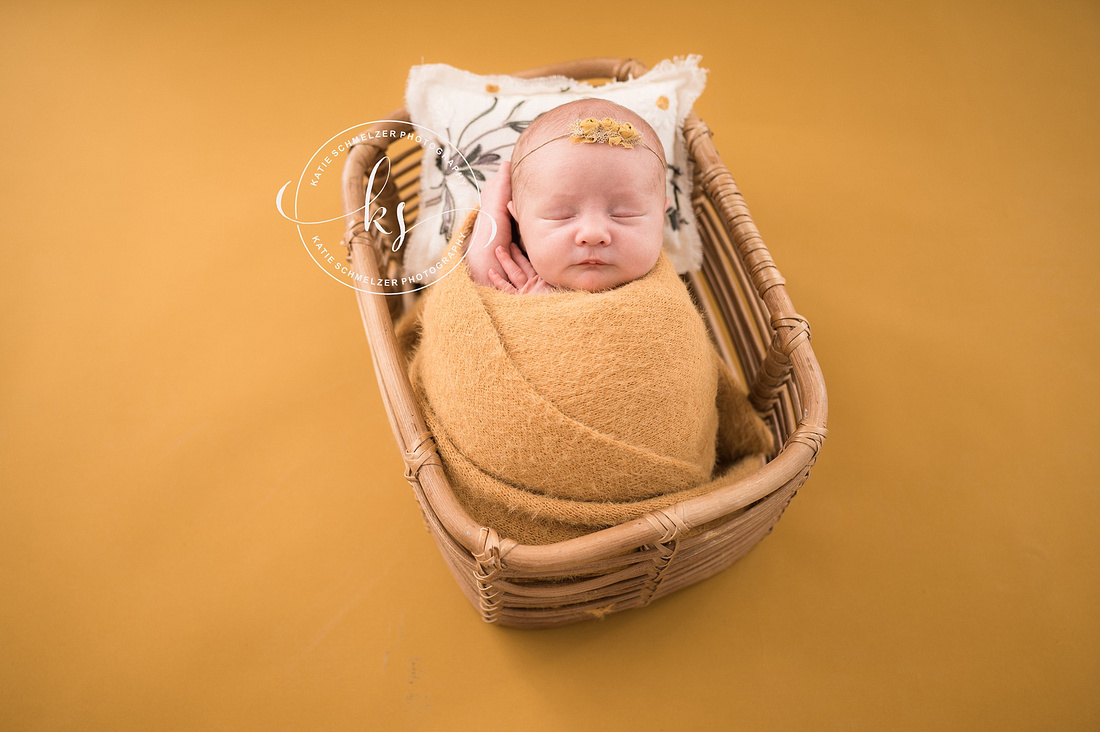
[575,214,611,246]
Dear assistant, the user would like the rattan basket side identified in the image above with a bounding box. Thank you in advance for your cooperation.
[340,58,827,629]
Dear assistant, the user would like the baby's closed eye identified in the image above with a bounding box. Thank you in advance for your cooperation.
[535,209,647,222]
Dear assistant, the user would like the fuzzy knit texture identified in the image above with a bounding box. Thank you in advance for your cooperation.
[396,212,774,545]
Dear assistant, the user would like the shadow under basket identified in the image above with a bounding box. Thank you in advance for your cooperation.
[340,58,828,629]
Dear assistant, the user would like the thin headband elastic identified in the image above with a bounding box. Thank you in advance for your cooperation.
[511,116,666,172]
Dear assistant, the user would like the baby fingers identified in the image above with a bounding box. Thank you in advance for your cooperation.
[494,245,529,287]
[487,267,518,293]
[508,241,538,280]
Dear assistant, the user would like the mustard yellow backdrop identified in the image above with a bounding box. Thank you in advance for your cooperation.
[2,0,1097,729]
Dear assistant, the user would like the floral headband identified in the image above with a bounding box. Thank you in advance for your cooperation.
[511,116,666,172]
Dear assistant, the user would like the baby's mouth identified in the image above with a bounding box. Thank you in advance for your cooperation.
[578,258,607,265]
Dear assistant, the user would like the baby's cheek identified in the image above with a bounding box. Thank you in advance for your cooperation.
[529,255,556,283]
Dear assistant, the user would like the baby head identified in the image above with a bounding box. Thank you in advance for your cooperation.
[508,98,669,292]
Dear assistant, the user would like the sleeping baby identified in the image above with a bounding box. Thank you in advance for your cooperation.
[465,98,669,294]
[401,98,773,545]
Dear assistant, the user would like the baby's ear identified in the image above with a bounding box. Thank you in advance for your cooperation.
[506,200,517,220]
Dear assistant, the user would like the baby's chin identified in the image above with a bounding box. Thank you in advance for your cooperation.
[557,266,640,293]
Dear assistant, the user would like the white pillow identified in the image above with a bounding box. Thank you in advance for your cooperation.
[402,56,708,277]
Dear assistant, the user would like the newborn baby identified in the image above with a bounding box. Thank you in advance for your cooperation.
[402,97,773,544]
[465,98,670,294]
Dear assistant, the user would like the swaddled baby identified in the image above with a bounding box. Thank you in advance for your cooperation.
[399,98,772,545]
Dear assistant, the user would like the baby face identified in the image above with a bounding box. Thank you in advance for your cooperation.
[507,139,667,292]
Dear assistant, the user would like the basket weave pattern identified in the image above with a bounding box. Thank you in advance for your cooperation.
[341,58,828,629]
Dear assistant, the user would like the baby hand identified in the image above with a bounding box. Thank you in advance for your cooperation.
[487,241,558,295]
[466,162,515,287]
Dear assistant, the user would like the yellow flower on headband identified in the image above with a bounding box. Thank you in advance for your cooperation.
[568,116,644,148]
[617,122,640,147]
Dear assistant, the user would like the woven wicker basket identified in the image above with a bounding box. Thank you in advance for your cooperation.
[340,58,828,629]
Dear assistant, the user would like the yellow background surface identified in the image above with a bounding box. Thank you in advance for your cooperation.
[2,1,1097,729]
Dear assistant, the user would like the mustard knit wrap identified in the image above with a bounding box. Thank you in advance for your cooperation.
[397,214,773,545]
